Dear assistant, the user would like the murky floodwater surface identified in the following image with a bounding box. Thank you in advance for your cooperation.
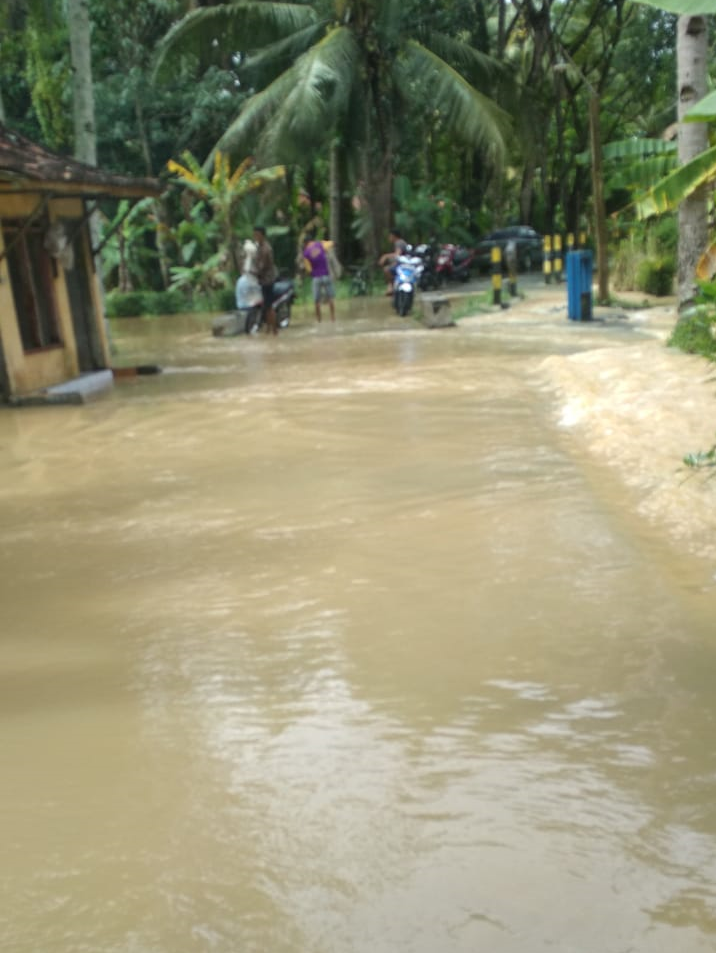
[2,299,715,952]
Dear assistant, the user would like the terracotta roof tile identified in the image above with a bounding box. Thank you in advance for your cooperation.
[0,123,164,198]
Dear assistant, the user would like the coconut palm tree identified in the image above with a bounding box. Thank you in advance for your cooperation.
[154,0,509,258]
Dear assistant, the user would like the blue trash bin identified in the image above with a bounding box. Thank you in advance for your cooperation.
[566,250,593,321]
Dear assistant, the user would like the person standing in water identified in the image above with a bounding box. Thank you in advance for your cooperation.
[253,225,278,334]
[302,230,336,323]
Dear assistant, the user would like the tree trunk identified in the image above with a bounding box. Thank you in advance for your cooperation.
[677,15,708,311]
[67,0,96,165]
[589,92,609,304]
[329,139,341,259]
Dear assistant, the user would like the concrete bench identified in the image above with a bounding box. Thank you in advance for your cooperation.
[420,295,454,328]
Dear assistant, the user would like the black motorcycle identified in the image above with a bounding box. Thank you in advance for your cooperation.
[212,276,295,337]
[271,277,295,331]
[414,243,443,291]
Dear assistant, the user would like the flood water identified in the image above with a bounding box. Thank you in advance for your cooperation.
[2,293,716,952]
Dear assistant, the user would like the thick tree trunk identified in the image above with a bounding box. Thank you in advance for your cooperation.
[67,0,96,165]
[368,154,392,262]
[677,15,708,311]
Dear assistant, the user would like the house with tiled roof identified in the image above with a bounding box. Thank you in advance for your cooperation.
[0,123,163,404]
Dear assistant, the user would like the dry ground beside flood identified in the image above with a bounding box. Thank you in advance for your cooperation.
[529,291,716,563]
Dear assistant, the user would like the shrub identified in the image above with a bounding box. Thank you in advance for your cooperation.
[105,288,188,317]
[105,291,147,317]
[636,257,676,296]
[212,287,237,312]
[145,290,186,314]
[667,312,716,361]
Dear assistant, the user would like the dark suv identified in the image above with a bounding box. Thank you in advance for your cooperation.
[474,226,544,273]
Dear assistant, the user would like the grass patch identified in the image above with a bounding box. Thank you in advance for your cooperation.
[668,310,716,361]
[451,292,491,320]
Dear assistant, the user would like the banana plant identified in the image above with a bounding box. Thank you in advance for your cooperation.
[167,150,285,275]
[100,197,159,292]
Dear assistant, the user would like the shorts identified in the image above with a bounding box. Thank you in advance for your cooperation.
[312,275,335,302]
[261,283,275,309]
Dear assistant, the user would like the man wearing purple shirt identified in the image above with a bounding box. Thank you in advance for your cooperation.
[303,231,336,323]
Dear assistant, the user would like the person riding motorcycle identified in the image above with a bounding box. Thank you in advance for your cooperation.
[379,229,408,295]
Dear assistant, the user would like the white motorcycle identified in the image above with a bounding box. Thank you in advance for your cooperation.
[393,249,424,317]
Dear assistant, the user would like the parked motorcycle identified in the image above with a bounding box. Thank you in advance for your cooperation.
[212,275,295,337]
[393,249,424,316]
[435,243,476,283]
[272,278,295,330]
[414,242,443,291]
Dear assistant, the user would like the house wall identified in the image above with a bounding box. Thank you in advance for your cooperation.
[0,193,109,398]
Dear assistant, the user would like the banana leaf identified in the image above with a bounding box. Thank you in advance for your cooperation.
[635,143,716,218]
[632,0,716,13]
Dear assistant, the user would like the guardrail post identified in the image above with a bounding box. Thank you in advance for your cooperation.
[543,235,552,284]
[491,245,502,305]
[553,234,563,283]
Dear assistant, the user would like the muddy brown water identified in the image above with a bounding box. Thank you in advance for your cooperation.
[2,293,715,952]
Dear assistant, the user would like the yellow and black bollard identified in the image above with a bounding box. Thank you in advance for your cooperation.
[553,234,563,282]
[566,233,575,254]
[543,234,552,284]
[491,244,502,306]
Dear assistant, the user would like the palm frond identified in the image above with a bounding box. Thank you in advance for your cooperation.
[414,30,502,88]
[212,26,358,166]
[152,1,317,80]
[241,21,330,86]
[403,40,509,163]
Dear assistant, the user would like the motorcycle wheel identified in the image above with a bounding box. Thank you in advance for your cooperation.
[245,307,261,334]
[397,289,412,316]
[276,304,291,328]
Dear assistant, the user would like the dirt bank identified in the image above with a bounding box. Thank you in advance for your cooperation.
[533,295,716,562]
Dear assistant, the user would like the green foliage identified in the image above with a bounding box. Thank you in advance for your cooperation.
[100,197,160,292]
[169,251,230,297]
[612,218,677,293]
[451,293,490,321]
[105,291,148,317]
[636,257,676,296]
[105,288,187,317]
[392,174,475,244]
[635,145,716,219]
[167,150,286,276]
[683,442,716,472]
[24,16,72,149]
[154,0,508,258]
[668,281,716,360]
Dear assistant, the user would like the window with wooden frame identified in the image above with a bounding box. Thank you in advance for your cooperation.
[2,217,61,352]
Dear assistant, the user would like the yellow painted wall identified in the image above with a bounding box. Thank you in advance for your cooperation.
[0,194,108,397]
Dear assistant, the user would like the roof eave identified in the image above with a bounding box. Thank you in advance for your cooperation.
[0,181,164,200]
